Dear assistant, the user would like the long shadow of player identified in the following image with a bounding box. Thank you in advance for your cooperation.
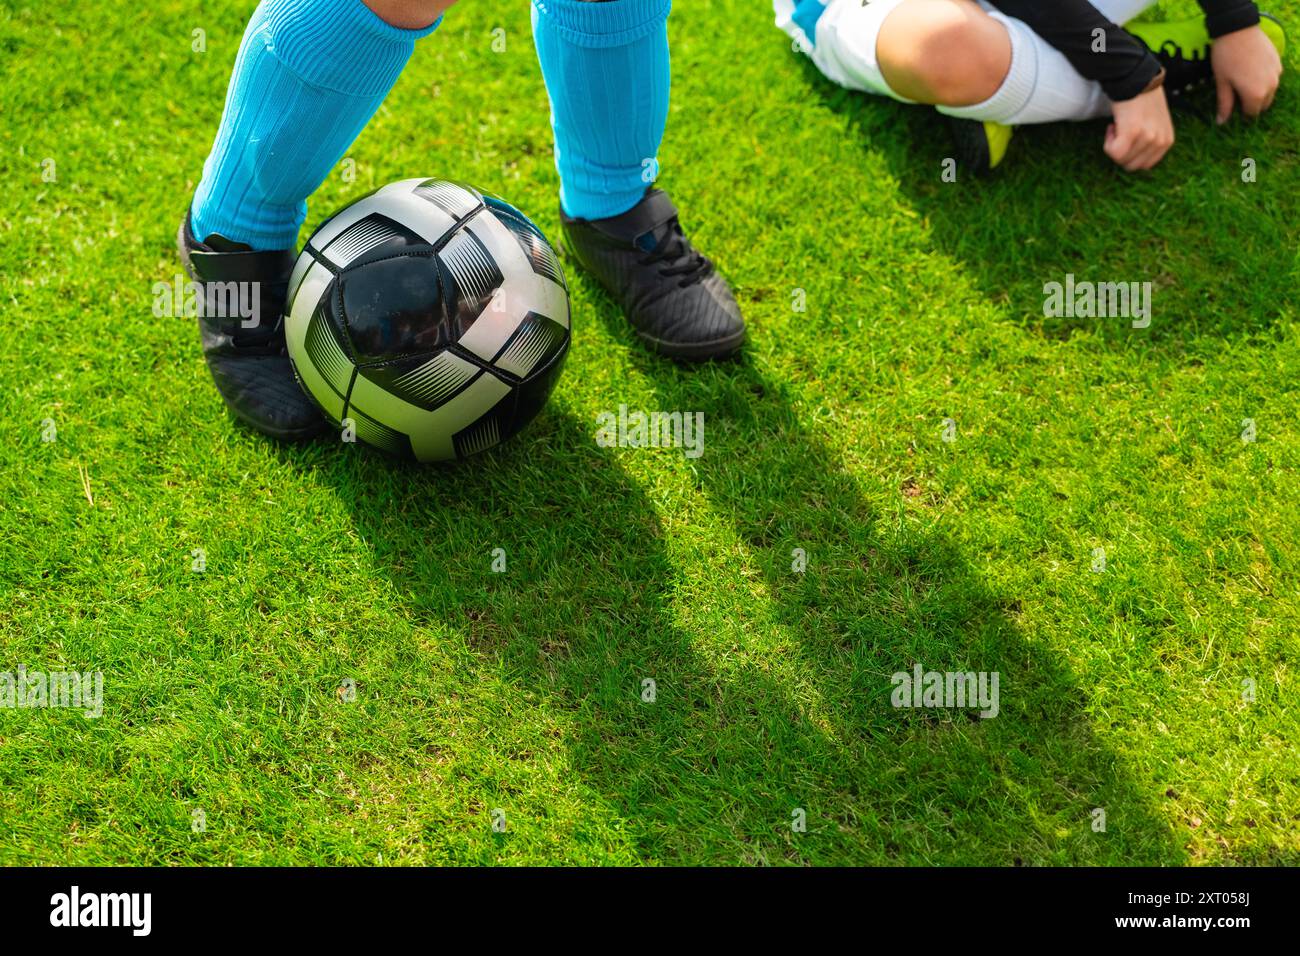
[302,319,1188,861]
[274,228,1187,864]
[280,405,880,861]
[577,325,1186,862]
[278,339,1186,862]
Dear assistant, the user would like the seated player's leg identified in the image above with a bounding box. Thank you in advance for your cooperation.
[532,0,746,362]
[883,0,1158,123]
[782,0,1284,172]
[928,0,1283,170]
[779,0,1159,170]
[181,0,448,439]
[874,0,1010,106]
[787,0,1157,111]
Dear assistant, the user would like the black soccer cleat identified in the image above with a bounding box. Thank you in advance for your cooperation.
[560,189,745,362]
[177,211,326,440]
[948,118,1015,175]
[1126,13,1286,97]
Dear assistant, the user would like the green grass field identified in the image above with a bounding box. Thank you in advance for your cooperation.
[1,0,1298,865]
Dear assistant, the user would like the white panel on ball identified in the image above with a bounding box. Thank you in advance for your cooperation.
[347,367,512,462]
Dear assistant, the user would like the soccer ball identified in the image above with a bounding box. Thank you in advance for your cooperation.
[284,178,570,462]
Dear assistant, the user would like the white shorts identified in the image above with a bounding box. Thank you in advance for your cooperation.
[774,0,917,101]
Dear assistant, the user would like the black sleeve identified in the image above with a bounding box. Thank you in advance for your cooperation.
[1198,0,1261,37]
[985,0,1162,101]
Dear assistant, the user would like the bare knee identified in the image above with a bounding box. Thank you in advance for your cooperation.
[364,0,459,30]
[877,0,1011,106]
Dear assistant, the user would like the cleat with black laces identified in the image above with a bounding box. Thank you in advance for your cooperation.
[561,189,746,362]
[1126,13,1286,97]
[177,211,326,440]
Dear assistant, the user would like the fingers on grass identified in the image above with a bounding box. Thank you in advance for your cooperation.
[1216,78,1235,124]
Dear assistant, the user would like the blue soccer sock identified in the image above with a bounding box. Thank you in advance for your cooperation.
[531,0,672,221]
[190,0,439,251]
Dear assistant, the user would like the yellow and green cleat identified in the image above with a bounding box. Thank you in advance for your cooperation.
[948,118,1014,175]
[1126,12,1286,95]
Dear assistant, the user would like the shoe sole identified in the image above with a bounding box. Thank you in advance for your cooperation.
[635,325,747,362]
[176,216,326,443]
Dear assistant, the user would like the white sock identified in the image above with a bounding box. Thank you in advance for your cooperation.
[937,0,1161,126]
[937,12,1111,124]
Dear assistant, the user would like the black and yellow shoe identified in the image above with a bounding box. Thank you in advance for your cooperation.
[949,118,1014,175]
[1126,13,1286,96]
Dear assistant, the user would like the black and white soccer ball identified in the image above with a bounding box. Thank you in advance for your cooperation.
[284,179,570,462]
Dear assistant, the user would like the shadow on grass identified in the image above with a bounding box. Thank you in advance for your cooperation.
[790,50,1296,349]
[281,346,1184,863]
[627,344,1182,864]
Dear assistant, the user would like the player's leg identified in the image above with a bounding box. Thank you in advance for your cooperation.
[876,0,1118,170]
[784,0,1282,171]
[532,0,746,362]
[181,0,448,439]
[780,0,1160,111]
[876,0,1286,122]
[926,1,1160,121]
[782,0,1156,169]
[874,0,1009,106]
[191,0,450,251]
[917,0,1283,168]
[874,0,1168,121]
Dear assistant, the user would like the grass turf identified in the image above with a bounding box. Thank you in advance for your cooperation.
[0,0,1297,865]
